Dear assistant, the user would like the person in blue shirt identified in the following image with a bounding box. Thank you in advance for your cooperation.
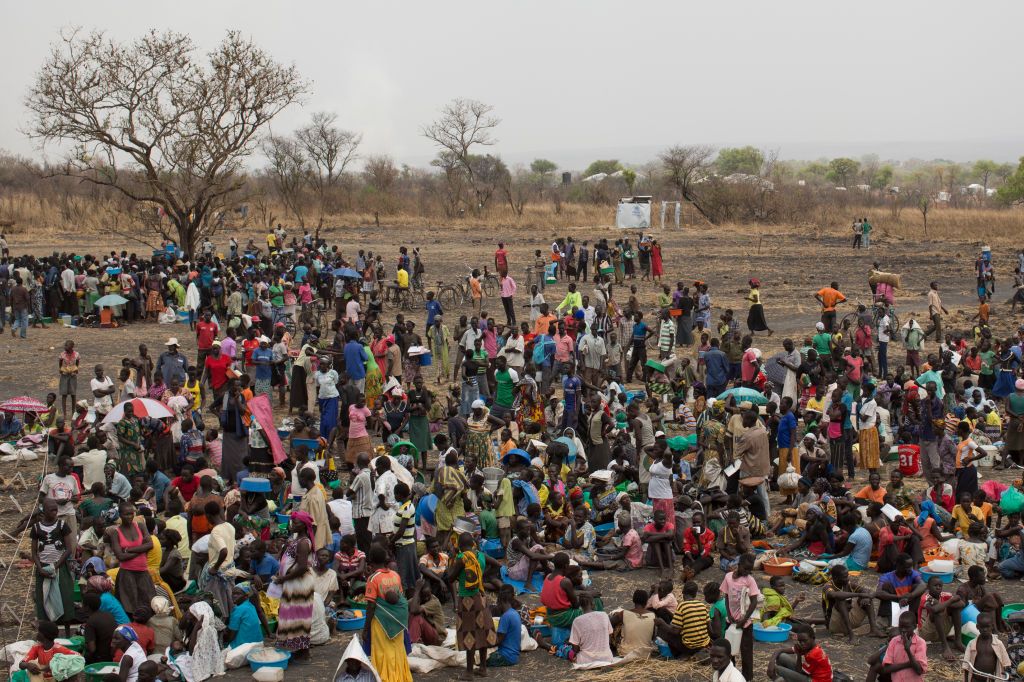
[225,584,266,648]
[703,338,731,398]
[839,378,855,479]
[145,460,171,513]
[293,260,309,284]
[424,291,443,328]
[626,311,653,382]
[532,328,556,391]
[250,337,274,396]
[344,333,369,391]
[488,584,522,667]
[777,396,798,483]
[244,540,280,584]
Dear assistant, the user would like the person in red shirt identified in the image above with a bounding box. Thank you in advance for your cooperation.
[115,608,156,660]
[494,242,509,278]
[201,342,234,404]
[20,621,77,679]
[241,327,260,378]
[194,310,219,368]
[767,622,833,682]
[166,465,200,505]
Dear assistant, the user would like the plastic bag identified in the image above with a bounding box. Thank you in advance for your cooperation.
[1001,486,1024,515]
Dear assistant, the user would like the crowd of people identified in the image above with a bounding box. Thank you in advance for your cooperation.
[3,226,1024,682]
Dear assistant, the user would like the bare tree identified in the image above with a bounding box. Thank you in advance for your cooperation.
[25,29,306,256]
[363,155,400,193]
[295,112,361,235]
[262,135,310,227]
[429,152,467,218]
[422,98,500,214]
[658,144,715,222]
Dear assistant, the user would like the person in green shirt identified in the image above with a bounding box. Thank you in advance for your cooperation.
[861,217,872,249]
[704,582,728,639]
[494,476,515,546]
[492,356,518,419]
[812,323,833,368]
[78,482,115,523]
[445,533,497,679]
[656,285,672,310]
[761,575,801,627]
[979,347,996,389]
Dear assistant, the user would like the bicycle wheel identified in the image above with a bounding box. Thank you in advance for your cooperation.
[408,288,424,309]
[437,286,459,310]
[839,311,859,330]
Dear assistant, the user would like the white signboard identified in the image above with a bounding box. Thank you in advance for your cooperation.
[616,203,651,229]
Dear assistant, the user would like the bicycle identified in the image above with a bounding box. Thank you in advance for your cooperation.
[482,266,499,298]
[297,301,329,331]
[425,279,463,310]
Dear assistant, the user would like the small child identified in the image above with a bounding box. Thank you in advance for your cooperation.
[498,428,516,459]
[964,613,1011,681]
[204,429,221,469]
[704,583,727,640]
[646,578,678,622]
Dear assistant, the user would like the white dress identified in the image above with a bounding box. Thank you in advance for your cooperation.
[368,470,397,534]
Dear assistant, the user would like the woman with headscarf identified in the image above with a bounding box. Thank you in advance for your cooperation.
[273,512,316,658]
[513,368,543,434]
[315,356,341,440]
[111,625,148,682]
[150,596,182,653]
[86,574,129,624]
[465,400,506,468]
[434,449,469,544]
[446,534,496,679]
[105,502,155,616]
[184,601,225,681]
[141,516,182,619]
[362,545,412,682]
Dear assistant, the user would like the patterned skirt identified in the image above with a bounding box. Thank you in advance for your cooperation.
[465,429,493,467]
[276,568,315,652]
[455,592,497,651]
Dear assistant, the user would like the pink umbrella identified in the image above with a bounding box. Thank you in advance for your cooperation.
[100,398,174,424]
[0,396,50,414]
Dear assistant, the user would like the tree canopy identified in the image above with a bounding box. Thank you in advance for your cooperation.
[25,28,307,256]
[716,146,763,176]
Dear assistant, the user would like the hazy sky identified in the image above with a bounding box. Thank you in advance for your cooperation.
[3,0,1022,169]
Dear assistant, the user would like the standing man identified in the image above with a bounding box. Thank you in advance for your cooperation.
[58,340,80,419]
[10,275,31,339]
[814,281,846,333]
[657,309,675,361]
[155,338,190,387]
[877,305,891,378]
[195,310,219,370]
[499,273,517,327]
[626,312,653,383]
[90,365,116,421]
[923,281,949,344]
[349,453,374,553]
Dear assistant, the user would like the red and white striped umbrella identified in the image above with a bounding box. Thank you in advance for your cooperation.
[100,398,174,424]
[0,396,50,414]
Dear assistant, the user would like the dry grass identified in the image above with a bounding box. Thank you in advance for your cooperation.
[4,189,1024,251]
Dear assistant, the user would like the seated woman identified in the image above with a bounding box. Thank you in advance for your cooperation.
[780,506,833,558]
[609,589,655,657]
[505,518,551,584]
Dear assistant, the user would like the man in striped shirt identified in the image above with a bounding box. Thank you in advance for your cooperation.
[657,580,711,658]
[658,309,676,360]
[350,452,374,553]
[392,482,419,591]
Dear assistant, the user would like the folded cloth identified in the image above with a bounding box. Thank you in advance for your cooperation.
[372,595,410,640]
[48,653,85,681]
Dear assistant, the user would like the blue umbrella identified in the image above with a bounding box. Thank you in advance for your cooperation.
[333,267,360,278]
[715,386,769,405]
[94,294,129,307]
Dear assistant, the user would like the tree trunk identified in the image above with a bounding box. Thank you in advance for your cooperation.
[682,189,716,225]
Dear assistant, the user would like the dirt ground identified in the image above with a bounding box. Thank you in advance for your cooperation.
[0,223,1022,680]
